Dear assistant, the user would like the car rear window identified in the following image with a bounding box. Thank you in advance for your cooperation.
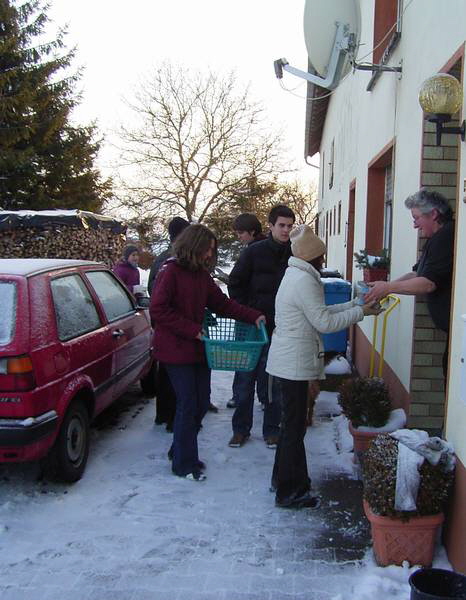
[0,282,17,346]
[51,275,102,341]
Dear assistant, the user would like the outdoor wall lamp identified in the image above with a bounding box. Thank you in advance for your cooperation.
[418,73,465,146]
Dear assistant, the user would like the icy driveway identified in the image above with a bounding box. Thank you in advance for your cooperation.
[0,368,451,600]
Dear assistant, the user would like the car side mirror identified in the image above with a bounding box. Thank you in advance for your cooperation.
[136,295,150,309]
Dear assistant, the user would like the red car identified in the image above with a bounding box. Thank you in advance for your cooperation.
[0,259,154,482]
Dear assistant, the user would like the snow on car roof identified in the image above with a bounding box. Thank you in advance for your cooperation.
[0,258,103,276]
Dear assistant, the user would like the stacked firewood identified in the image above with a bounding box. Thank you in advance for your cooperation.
[0,224,126,266]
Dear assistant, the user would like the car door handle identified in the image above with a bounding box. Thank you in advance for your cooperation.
[112,329,125,338]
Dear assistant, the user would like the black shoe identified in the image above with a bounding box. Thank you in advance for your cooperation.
[165,423,173,433]
[276,492,321,510]
[208,402,218,413]
[226,398,237,409]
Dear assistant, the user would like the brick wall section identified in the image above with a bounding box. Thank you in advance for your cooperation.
[408,120,457,431]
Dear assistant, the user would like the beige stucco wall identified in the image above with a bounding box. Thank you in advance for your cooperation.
[318,1,466,404]
[445,140,466,463]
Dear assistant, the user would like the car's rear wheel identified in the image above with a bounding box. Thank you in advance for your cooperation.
[140,360,157,396]
[47,399,90,483]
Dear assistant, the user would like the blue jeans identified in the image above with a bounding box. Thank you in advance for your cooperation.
[164,363,211,476]
[231,369,266,404]
[231,344,280,438]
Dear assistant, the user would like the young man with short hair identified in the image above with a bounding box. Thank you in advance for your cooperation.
[227,205,295,448]
[232,213,266,246]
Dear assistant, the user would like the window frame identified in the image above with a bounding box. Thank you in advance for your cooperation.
[365,142,394,258]
[367,0,402,91]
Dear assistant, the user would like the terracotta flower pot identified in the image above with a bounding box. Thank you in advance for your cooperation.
[348,422,379,464]
[348,409,407,464]
[363,268,388,282]
[363,500,444,567]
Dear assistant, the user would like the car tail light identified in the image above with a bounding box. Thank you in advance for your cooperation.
[0,355,36,391]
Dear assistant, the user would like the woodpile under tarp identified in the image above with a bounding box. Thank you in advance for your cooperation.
[0,210,126,266]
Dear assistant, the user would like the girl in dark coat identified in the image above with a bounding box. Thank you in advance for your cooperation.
[150,224,264,481]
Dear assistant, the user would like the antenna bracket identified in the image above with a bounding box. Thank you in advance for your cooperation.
[274,21,355,90]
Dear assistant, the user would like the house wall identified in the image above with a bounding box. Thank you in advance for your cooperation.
[319,1,465,387]
[443,64,466,574]
[316,0,466,569]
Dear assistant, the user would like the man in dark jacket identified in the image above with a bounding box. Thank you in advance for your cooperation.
[366,189,454,381]
[227,205,295,448]
[226,213,266,409]
[148,217,190,295]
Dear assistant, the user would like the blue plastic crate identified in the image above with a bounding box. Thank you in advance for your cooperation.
[322,279,352,353]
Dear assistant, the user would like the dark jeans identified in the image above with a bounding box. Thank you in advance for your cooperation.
[155,362,176,426]
[232,344,280,438]
[271,377,311,503]
[231,368,266,404]
[164,363,211,476]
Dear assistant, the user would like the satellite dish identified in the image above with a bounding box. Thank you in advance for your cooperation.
[274,0,360,90]
[304,0,360,80]
[274,0,400,89]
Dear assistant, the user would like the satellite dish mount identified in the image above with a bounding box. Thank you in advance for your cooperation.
[274,21,356,91]
[275,20,402,91]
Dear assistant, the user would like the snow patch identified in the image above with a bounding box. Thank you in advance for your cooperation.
[325,355,352,375]
[354,408,407,433]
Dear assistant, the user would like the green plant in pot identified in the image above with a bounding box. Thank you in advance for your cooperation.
[354,248,390,282]
[338,376,391,428]
[337,377,405,464]
[362,433,455,567]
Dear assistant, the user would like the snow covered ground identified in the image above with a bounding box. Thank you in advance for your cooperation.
[0,360,452,600]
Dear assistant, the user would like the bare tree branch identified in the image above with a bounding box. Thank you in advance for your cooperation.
[114,63,290,223]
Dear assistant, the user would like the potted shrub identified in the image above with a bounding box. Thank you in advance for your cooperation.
[354,248,390,282]
[362,433,455,567]
[337,377,406,463]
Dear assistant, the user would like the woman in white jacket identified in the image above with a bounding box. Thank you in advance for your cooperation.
[266,225,381,509]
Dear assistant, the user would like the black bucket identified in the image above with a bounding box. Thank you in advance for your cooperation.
[409,568,466,600]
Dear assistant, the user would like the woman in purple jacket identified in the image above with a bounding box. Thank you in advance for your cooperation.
[150,224,264,481]
[113,245,140,293]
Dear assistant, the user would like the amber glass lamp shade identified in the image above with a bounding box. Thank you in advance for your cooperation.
[418,73,463,115]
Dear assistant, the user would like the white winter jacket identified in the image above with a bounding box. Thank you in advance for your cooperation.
[266,257,364,381]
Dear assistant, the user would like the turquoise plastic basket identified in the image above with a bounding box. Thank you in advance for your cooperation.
[202,313,268,372]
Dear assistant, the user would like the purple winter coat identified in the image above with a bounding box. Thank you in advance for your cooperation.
[150,259,262,364]
[113,261,140,293]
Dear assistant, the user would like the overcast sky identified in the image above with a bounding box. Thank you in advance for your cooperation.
[47,0,319,184]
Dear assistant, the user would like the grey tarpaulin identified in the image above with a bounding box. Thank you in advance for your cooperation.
[0,210,126,234]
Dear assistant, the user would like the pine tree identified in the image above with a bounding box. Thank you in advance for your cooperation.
[0,0,112,211]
